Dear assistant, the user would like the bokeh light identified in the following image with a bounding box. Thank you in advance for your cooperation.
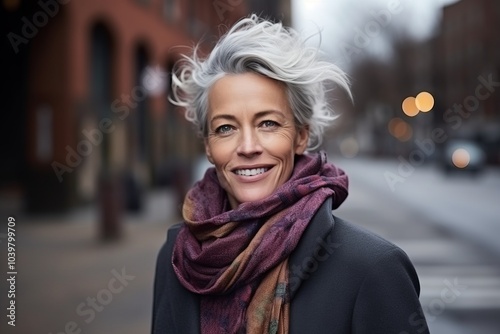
[452,148,470,168]
[388,118,413,142]
[339,137,359,158]
[415,91,435,112]
[3,0,20,11]
[402,97,419,117]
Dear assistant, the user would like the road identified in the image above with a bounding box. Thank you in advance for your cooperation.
[333,155,500,334]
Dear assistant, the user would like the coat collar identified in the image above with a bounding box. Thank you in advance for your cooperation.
[288,197,336,299]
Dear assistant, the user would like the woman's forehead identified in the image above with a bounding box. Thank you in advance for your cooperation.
[208,73,290,112]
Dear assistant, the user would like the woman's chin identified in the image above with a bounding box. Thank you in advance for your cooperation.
[231,189,274,207]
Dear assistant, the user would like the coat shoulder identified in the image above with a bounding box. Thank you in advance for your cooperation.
[328,215,418,285]
[331,215,407,260]
[154,223,183,272]
[289,210,426,334]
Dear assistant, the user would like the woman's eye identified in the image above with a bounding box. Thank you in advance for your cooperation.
[261,120,278,128]
[215,124,234,134]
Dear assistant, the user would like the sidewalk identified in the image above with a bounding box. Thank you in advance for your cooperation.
[332,155,500,256]
[1,189,180,334]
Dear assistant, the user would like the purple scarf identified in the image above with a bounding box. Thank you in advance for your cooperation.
[172,151,348,333]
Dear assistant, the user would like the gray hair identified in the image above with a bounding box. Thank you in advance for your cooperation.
[170,14,351,149]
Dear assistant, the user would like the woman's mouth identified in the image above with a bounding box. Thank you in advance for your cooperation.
[234,167,270,176]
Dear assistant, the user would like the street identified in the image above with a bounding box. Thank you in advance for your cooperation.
[333,155,500,334]
[1,156,499,333]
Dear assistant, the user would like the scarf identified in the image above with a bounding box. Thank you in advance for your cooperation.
[172,151,348,333]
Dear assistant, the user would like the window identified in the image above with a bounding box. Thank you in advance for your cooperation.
[163,0,176,22]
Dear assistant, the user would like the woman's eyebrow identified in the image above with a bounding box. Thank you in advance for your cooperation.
[210,114,237,123]
[254,110,286,119]
[210,110,286,123]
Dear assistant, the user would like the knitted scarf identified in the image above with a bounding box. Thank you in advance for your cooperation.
[172,151,348,333]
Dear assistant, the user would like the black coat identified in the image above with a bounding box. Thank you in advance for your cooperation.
[152,197,429,333]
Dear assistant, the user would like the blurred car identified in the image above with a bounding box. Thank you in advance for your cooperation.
[440,139,486,174]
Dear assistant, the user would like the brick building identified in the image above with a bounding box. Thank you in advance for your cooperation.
[2,0,248,214]
[344,0,500,161]
[438,0,500,161]
[2,0,294,218]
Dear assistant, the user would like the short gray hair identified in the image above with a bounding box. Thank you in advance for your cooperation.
[170,14,351,149]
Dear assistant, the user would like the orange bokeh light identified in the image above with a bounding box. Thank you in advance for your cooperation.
[402,97,419,117]
[452,148,470,168]
[415,91,435,112]
[388,118,413,142]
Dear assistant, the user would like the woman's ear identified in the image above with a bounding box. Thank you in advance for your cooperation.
[294,125,309,155]
[204,139,214,164]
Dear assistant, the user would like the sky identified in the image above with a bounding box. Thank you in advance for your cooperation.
[291,0,460,66]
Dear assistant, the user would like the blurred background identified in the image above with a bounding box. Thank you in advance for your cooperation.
[0,0,499,333]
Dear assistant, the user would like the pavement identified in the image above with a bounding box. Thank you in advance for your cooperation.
[0,189,181,334]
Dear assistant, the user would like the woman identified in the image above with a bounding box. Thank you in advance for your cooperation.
[152,15,428,334]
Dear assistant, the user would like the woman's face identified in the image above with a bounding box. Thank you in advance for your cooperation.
[205,72,309,209]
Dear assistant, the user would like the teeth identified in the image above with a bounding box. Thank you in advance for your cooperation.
[235,168,268,176]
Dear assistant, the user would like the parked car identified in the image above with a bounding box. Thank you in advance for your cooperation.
[440,139,486,174]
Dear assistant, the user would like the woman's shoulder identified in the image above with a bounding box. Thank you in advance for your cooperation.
[292,200,419,288]
[155,223,184,263]
[167,222,184,240]
[289,213,425,333]
[333,216,403,253]
[326,215,420,295]
[329,215,414,270]
[303,197,411,266]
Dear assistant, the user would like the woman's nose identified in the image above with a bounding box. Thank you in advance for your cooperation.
[236,129,263,157]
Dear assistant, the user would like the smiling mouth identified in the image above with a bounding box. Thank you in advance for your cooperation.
[234,167,270,176]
